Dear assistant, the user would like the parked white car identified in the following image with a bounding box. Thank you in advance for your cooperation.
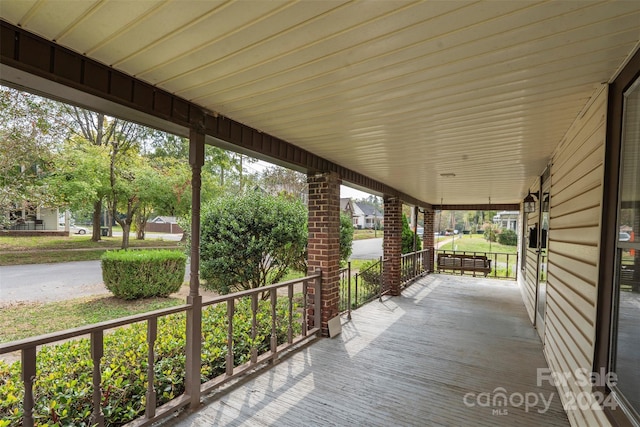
[59,223,88,234]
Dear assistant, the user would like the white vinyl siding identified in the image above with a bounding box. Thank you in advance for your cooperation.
[545,87,609,427]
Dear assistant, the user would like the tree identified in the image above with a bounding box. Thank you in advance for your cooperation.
[64,106,151,242]
[133,157,191,240]
[257,165,307,198]
[483,222,500,242]
[0,86,65,227]
[200,192,307,295]
[47,138,111,221]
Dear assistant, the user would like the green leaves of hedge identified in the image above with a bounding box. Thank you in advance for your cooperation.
[200,193,307,294]
[101,250,186,299]
[0,297,300,426]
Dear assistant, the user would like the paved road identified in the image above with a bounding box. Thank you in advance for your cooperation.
[0,261,108,303]
[350,237,383,260]
[0,261,191,304]
[0,237,383,304]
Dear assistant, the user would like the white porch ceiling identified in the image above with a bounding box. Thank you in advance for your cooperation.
[1,0,639,205]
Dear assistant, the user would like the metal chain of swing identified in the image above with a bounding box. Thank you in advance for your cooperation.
[489,197,492,253]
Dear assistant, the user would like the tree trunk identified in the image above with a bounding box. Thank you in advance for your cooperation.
[107,210,114,237]
[121,222,130,249]
[136,219,146,240]
[91,200,102,241]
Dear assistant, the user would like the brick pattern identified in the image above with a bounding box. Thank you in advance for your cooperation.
[306,172,341,336]
[383,196,402,296]
[423,210,435,272]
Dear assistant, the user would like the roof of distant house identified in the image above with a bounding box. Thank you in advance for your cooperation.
[355,202,382,217]
[151,216,178,224]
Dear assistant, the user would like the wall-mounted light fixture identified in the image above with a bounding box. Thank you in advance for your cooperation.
[523,191,539,213]
[541,193,550,212]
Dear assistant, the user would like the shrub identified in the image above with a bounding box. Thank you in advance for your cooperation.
[339,213,354,265]
[482,222,500,242]
[200,192,307,294]
[497,228,518,246]
[402,215,422,254]
[0,298,300,426]
[101,250,186,299]
[356,259,382,304]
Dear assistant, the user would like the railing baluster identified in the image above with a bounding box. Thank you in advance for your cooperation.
[302,279,308,336]
[287,284,293,344]
[379,255,383,302]
[270,290,278,361]
[347,261,352,320]
[226,299,234,377]
[90,331,104,426]
[146,318,157,419]
[21,347,36,427]
[314,271,321,329]
[251,294,258,364]
[355,274,359,308]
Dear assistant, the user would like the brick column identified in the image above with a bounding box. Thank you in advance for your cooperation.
[307,172,341,337]
[423,209,435,272]
[383,196,402,296]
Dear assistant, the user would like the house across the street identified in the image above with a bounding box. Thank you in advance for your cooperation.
[146,216,184,234]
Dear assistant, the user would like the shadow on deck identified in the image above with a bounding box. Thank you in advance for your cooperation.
[161,275,569,426]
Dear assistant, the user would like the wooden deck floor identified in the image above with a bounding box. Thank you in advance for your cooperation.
[161,275,570,426]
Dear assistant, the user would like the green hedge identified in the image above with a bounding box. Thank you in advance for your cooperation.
[0,298,300,426]
[101,250,186,299]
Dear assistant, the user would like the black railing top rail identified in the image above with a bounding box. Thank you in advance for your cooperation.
[358,258,381,275]
[401,248,431,259]
[357,257,389,275]
[436,249,515,256]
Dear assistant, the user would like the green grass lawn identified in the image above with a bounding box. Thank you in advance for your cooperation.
[346,258,377,271]
[0,296,183,343]
[0,235,181,265]
[352,229,382,240]
[437,236,519,278]
[438,236,517,254]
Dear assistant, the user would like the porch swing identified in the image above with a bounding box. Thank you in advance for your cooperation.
[436,197,493,277]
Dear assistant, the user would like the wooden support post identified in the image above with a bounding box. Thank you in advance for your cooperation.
[185,129,204,409]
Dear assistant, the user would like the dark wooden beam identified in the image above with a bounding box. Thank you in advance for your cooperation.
[436,204,520,211]
[0,20,431,209]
